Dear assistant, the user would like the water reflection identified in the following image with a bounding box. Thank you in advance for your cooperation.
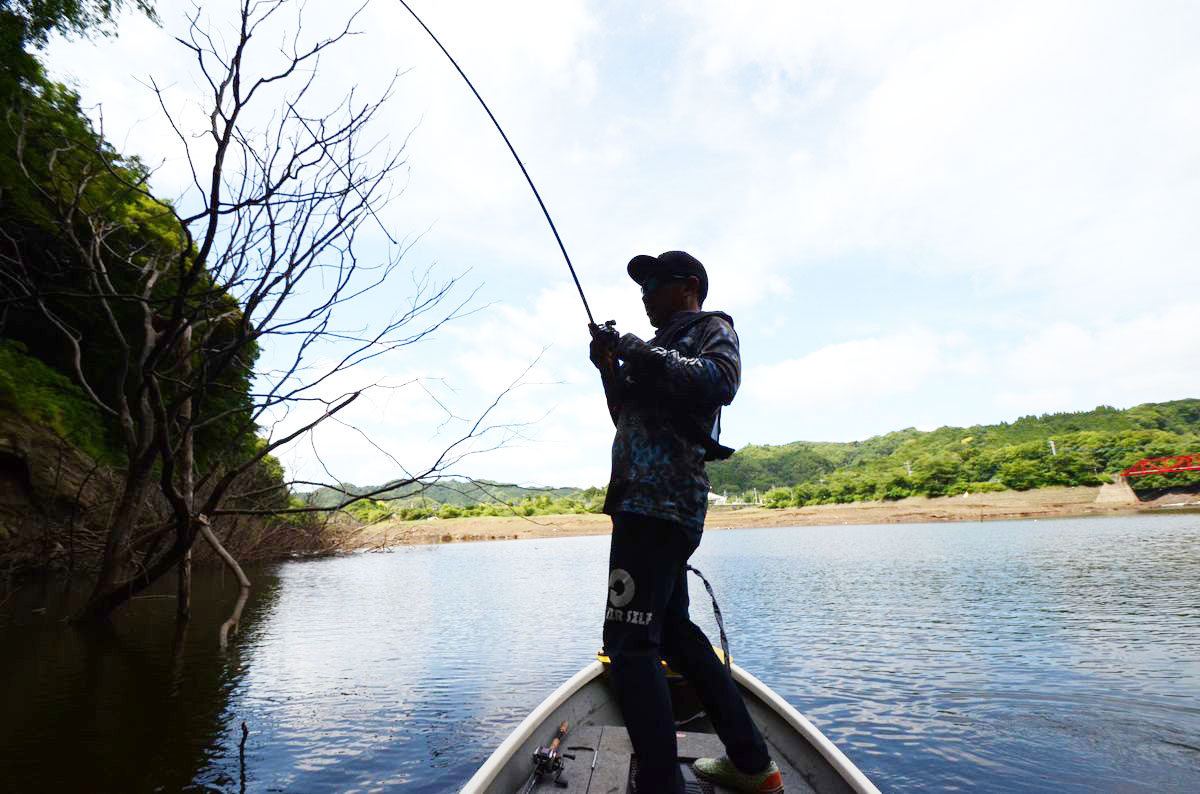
[0,569,282,792]
[215,539,611,793]
[2,515,1198,792]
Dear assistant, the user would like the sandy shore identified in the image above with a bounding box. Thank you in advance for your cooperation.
[348,485,1199,549]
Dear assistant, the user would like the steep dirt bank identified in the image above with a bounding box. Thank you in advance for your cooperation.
[0,413,118,573]
[0,414,343,576]
[350,485,1196,548]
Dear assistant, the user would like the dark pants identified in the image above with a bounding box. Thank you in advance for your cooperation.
[603,512,770,793]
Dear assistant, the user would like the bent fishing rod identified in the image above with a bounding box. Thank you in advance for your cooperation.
[396,0,598,328]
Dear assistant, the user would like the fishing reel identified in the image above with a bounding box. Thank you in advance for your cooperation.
[530,743,574,788]
[589,319,619,347]
[524,720,573,791]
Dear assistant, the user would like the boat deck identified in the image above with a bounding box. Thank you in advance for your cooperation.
[549,724,814,794]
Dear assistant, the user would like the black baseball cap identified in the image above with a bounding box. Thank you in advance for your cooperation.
[626,250,708,304]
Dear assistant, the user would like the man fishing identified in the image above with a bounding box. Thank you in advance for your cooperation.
[589,251,784,794]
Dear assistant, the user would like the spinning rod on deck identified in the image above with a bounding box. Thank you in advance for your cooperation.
[395,0,598,327]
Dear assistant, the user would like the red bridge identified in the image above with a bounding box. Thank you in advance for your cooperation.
[1121,454,1200,477]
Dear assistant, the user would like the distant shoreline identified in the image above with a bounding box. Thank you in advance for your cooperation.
[347,485,1199,549]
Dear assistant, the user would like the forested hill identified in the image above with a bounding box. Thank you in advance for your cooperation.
[708,399,1200,505]
[300,478,601,522]
[303,479,587,509]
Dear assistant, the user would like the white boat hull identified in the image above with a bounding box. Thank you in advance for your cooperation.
[461,660,880,794]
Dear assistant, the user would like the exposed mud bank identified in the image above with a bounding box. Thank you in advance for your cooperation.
[349,485,1198,548]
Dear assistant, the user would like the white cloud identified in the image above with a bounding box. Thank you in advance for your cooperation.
[995,303,1200,414]
[736,303,1200,446]
[659,0,1200,309]
[744,328,946,410]
[36,1,1200,487]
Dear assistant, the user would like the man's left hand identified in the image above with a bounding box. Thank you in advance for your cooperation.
[616,333,650,359]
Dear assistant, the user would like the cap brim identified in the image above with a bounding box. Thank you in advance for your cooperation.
[627,254,659,285]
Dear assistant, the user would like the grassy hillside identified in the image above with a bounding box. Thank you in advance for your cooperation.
[0,340,122,465]
[709,399,1200,506]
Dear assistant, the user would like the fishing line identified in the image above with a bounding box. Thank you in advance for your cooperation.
[687,564,732,675]
[395,0,597,326]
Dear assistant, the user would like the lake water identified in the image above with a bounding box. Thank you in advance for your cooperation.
[2,513,1198,792]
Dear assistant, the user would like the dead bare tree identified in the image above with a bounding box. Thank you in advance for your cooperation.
[0,0,510,625]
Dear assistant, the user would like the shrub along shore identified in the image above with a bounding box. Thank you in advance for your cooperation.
[342,485,1197,548]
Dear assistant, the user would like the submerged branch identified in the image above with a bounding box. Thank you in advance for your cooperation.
[197,515,250,650]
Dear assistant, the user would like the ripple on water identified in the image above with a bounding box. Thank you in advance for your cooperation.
[2,515,1198,792]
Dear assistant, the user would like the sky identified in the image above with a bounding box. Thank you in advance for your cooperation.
[43,0,1200,490]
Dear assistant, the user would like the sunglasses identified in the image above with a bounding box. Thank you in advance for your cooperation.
[640,274,692,297]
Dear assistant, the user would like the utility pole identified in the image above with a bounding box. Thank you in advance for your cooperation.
[1049,439,1057,456]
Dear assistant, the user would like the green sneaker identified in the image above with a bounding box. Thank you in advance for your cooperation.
[692,756,784,793]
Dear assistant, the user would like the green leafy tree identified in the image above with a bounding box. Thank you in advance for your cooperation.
[880,471,913,501]
[911,454,962,497]
[998,459,1041,490]
[1,0,156,47]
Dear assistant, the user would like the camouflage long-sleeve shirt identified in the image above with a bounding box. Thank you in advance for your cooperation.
[600,310,741,530]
